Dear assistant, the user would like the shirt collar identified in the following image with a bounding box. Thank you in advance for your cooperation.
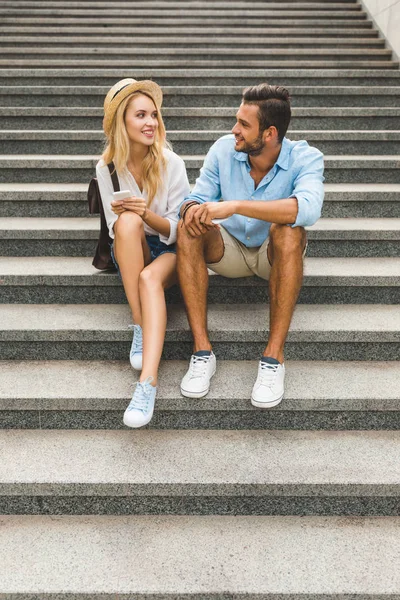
[233,137,290,171]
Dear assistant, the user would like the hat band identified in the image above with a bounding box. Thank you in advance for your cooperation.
[111,82,131,100]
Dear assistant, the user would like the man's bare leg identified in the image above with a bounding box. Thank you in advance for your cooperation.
[264,223,307,363]
[176,223,224,352]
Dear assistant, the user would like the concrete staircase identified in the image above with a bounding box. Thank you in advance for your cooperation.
[0,0,399,596]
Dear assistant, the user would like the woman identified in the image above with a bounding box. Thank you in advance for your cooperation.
[96,78,190,428]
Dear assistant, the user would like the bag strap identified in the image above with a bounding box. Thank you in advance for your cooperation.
[107,162,120,193]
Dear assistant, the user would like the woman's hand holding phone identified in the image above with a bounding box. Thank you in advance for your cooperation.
[112,191,147,218]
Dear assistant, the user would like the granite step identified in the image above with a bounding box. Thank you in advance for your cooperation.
[0,36,385,49]
[0,2,365,11]
[0,183,398,218]
[2,129,400,155]
[0,26,380,38]
[3,59,396,70]
[1,107,398,130]
[1,154,400,184]
[2,85,399,108]
[1,515,399,596]
[1,255,399,304]
[0,303,398,360]
[2,48,391,63]
[1,359,399,430]
[1,218,399,259]
[0,429,400,515]
[0,17,373,28]
[0,0,363,5]
[0,7,366,17]
[3,68,400,87]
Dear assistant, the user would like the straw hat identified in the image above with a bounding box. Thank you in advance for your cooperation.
[103,78,163,137]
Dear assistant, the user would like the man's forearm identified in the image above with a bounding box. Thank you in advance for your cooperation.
[233,197,298,225]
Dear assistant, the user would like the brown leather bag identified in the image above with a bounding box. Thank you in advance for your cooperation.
[87,162,120,270]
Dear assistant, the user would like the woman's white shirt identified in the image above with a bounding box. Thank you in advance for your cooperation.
[96,148,190,245]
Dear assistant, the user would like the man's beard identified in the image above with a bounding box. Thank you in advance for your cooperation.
[237,133,265,157]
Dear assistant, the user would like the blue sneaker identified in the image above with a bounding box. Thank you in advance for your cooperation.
[123,376,157,428]
[128,324,142,370]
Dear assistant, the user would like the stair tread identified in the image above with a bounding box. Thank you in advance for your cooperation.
[0,304,398,340]
[0,515,399,595]
[0,429,400,492]
[0,360,398,407]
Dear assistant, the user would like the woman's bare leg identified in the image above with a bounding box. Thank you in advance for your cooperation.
[113,212,151,325]
[139,252,177,385]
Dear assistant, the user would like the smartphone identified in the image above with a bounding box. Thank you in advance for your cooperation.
[113,190,132,201]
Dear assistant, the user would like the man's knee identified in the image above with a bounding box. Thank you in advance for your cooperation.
[177,220,206,248]
[269,223,306,256]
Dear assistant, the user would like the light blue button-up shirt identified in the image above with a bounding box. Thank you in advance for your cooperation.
[182,134,325,248]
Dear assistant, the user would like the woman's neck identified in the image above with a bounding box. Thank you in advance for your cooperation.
[128,142,149,170]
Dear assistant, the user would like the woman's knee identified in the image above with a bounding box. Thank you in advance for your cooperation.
[139,267,163,291]
[269,223,306,255]
[114,211,143,239]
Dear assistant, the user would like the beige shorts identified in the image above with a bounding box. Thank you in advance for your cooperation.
[207,226,306,281]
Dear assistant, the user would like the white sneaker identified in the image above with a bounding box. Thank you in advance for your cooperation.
[180,352,216,398]
[251,358,285,408]
[123,376,157,428]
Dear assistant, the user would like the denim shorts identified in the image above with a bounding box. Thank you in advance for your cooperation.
[110,235,176,275]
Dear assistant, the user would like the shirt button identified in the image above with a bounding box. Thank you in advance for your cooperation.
[247,218,251,222]
[247,236,250,240]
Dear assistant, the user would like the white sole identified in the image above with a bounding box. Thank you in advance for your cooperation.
[180,367,216,398]
[251,394,283,408]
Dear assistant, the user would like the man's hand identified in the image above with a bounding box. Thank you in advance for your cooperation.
[196,201,237,226]
[182,203,216,237]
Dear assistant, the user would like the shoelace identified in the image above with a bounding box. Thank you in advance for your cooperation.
[189,355,212,379]
[128,324,143,355]
[127,376,154,413]
[258,362,280,388]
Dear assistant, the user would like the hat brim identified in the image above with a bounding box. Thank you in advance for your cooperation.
[103,80,163,137]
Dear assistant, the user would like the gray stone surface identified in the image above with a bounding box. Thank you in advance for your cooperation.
[1,255,400,286]
[0,303,398,342]
[0,429,399,496]
[1,359,399,410]
[1,515,400,595]
[1,360,400,430]
[3,69,400,88]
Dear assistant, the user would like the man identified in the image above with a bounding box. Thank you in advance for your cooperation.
[176,83,324,407]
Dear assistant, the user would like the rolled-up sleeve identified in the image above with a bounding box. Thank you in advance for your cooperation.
[291,149,325,228]
[160,156,190,245]
[178,142,222,215]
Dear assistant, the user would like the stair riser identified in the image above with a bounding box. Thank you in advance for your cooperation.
[0,41,385,49]
[1,93,397,108]
[3,75,400,86]
[2,239,399,258]
[2,167,400,184]
[0,341,398,361]
[1,285,398,305]
[2,200,397,219]
[0,51,391,62]
[2,409,400,431]
[3,138,399,156]
[0,495,399,516]
[1,115,398,130]
[3,61,397,70]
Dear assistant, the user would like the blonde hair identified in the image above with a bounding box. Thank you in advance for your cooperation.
[102,91,169,206]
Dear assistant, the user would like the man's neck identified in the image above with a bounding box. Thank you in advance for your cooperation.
[248,142,282,174]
